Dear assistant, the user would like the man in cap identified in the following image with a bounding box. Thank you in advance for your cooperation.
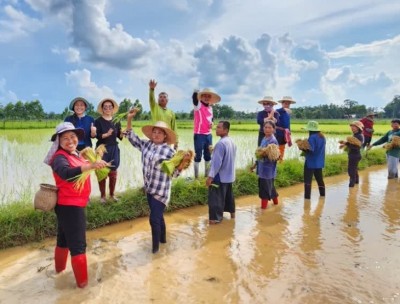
[149,79,178,150]
[359,112,377,148]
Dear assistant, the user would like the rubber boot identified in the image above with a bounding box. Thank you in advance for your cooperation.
[150,223,161,254]
[205,161,211,177]
[261,199,268,209]
[108,171,118,201]
[194,162,200,179]
[99,179,106,204]
[54,246,69,273]
[318,185,325,197]
[279,144,285,162]
[304,184,311,199]
[273,197,279,205]
[71,254,88,288]
[355,173,359,184]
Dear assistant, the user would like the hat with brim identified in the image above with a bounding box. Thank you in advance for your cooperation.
[97,98,119,115]
[258,96,277,105]
[350,121,364,130]
[141,121,177,145]
[197,88,221,105]
[69,97,89,111]
[278,96,296,104]
[51,122,85,141]
[302,120,320,131]
[367,112,377,117]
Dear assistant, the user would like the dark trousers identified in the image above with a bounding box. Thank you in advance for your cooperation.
[348,154,362,185]
[55,205,87,256]
[304,167,325,199]
[257,132,264,147]
[194,134,212,162]
[362,136,372,148]
[258,177,278,200]
[146,194,166,252]
[208,183,235,222]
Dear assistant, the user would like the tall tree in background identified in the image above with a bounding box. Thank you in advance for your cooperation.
[383,95,400,118]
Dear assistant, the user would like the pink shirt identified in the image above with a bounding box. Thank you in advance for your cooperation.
[194,102,213,135]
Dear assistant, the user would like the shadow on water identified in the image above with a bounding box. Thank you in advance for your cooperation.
[0,165,400,303]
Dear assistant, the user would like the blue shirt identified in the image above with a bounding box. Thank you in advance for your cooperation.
[257,135,278,179]
[276,108,290,141]
[65,114,95,148]
[208,136,237,183]
[256,110,280,132]
[305,132,326,169]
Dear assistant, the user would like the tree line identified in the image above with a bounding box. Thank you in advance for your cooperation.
[0,96,399,121]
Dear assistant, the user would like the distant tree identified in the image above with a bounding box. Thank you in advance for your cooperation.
[132,99,143,119]
[25,100,45,119]
[383,95,400,118]
[118,98,133,114]
[3,102,15,119]
[213,104,234,119]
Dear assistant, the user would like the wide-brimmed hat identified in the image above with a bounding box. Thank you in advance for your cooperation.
[367,112,377,117]
[258,96,277,105]
[197,88,221,104]
[278,96,296,104]
[51,122,84,141]
[97,98,119,115]
[350,121,364,130]
[303,120,320,131]
[141,121,177,145]
[69,97,89,111]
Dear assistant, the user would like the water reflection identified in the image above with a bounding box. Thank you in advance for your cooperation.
[342,188,361,243]
[382,180,400,235]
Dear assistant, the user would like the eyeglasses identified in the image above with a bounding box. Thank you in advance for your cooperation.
[103,105,113,110]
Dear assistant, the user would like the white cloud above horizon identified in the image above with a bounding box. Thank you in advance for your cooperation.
[0,0,399,114]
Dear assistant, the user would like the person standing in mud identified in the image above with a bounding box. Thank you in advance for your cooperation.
[275,96,295,161]
[303,121,326,199]
[94,98,123,203]
[339,121,364,187]
[368,118,400,179]
[192,88,221,179]
[206,121,237,224]
[359,112,376,148]
[44,122,108,288]
[256,96,280,146]
[64,97,97,151]
[148,79,179,150]
[124,110,190,253]
[252,120,280,209]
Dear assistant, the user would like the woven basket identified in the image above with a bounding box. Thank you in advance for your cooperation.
[34,184,58,211]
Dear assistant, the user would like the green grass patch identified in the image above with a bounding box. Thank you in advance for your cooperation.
[0,148,387,250]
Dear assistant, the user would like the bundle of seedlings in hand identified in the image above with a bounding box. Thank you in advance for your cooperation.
[72,145,111,192]
[255,144,281,161]
[161,150,194,176]
[339,136,362,152]
[383,135,400,150]
[112,107,141,124]
[295,139,311,156]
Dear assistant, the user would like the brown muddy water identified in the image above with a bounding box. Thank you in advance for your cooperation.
[0,166,399,304]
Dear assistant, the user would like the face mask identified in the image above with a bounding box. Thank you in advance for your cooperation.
[264,105,272,111]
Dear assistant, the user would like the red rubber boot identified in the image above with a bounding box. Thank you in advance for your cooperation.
[54,246,69,273]
[261,199,268,209]
[71,254,88,288]
[273,197,279,205]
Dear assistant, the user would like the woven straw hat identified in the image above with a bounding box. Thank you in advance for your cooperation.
[141,121,177,145]
[258,96,277,105]
[97,98,119,115]
[278,96,296,104]
[350,121,364,130]
[197,88,221,104]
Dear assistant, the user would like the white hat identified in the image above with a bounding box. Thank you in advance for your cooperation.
[141,121,177,145]
[278,96,296,104]
[51,122,84,141]
[97,98,119,115]
[197,88,221,104]
[258,96,277,105]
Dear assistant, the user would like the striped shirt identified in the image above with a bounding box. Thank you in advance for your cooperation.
[126,129,179,205]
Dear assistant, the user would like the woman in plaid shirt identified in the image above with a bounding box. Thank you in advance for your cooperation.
[125,111,189,254]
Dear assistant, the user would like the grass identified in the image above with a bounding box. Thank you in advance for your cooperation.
[0,148,387,250]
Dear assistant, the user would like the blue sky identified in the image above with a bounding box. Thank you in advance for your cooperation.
[0,0,399,114]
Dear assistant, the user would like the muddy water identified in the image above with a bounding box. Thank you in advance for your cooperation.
[0,166,399,304]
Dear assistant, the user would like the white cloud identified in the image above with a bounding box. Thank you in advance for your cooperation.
[0,5,43,42]
[52,47,81,63]
[65,69,115,102]
[71,0,159,70]
[0,78,18,103]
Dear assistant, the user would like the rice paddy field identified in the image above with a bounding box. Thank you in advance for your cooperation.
[0,119,391,205]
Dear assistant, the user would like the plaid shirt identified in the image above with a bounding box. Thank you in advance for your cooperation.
[127,130,178,205]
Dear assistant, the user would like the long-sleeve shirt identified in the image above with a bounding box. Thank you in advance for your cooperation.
[149,89,178,142]
[346,132,364,156]
[208,136,236,183]
[257,135,278,179]
[305,132,326,169]
[126,129,179,205]
[192,92,213,135]
[359,117,374,137]
[371,129,400,158]
[94,117,122,147]
[275,108,290,142]
[256,110,280,132]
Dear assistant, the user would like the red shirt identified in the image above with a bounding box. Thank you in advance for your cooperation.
[359,117,374,137]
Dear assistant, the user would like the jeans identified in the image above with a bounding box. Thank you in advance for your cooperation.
[194,134,212,162]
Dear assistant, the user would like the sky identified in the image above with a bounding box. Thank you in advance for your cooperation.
[0,0,399,114]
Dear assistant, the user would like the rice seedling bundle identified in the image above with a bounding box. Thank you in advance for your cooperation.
[295,139,310,151]
[346,136,362,147]
[255,144,280,161]
[161,150,194,176]
[112,107,141,124]
[383,136,400,150]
